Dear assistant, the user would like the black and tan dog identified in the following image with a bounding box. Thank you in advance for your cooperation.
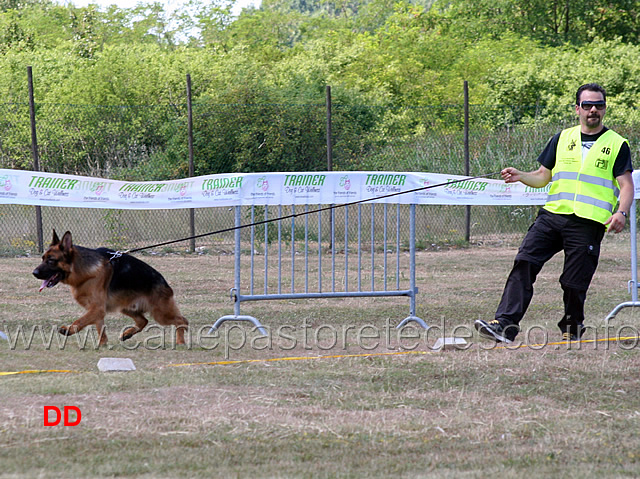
[33,230,188,346]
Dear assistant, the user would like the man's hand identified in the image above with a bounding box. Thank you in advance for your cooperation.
[605,211,627,234]
[607,171,634,234]
[501,165,552,189]
[501,167,523,184]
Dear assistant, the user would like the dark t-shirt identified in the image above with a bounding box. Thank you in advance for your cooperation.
[537,126,633,177]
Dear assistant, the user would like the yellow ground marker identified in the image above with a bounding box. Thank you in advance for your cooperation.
[166,350,432,368]
[1,336,638,376]
[0,369,79,376]
[495,335,640,350]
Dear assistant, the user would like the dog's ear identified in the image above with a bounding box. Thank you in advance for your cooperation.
[60,231,73,253]
[51,229,60,246]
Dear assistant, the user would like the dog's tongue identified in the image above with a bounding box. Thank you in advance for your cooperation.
[38,276,58,293]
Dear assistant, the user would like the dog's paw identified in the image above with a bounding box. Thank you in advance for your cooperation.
[119,327,137,342]
[58,325,71,336]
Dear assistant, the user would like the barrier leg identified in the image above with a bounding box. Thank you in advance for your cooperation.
[605,302,640,322]
[397,315,430,330]
[605,198,640,322]
[208,206,269,336]
[209,315,268,336]
[396,205,429,330]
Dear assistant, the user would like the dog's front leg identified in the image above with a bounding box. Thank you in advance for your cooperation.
[59,307,108,345]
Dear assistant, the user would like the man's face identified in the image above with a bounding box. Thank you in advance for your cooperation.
[576,90,606,132]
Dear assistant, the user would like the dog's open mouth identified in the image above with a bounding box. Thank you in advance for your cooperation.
[39,274,61,292]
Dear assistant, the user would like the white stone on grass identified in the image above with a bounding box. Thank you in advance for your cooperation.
[433,337,467,352]
[97,357,136,372]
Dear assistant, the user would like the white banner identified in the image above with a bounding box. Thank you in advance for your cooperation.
[2,168,633,210]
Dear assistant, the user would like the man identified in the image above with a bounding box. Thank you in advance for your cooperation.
[475,83,634,343]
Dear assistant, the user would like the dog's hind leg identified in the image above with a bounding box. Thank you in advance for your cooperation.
[151,298,188,345]
[120,310,149,342]
[172,316,188,345]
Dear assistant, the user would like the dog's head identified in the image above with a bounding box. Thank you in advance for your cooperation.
[33,230,74,292]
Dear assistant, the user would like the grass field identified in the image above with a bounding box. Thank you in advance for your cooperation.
[2,231,640,478]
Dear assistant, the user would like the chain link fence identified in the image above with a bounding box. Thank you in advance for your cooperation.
[1,99,638,256]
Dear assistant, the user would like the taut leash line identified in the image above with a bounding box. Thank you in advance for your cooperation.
[115,171,502,257]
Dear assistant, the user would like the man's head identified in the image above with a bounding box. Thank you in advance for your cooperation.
[575,83,606,133]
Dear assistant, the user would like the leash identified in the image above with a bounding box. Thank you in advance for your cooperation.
[110,171,502,258]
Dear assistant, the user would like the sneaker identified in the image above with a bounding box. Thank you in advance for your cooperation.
[561,330,584,342]
[474,319,519,343]
[557,319,585,341]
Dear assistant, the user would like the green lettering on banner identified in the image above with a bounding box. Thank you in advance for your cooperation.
[202,176,244,190]
[447,180,487,191]
[367,174,381,185]
[28,176,79,190]
[365,174,406,186]
[525,184,551,193]
[284,174,326,188]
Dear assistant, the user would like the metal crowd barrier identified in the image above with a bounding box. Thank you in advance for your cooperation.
[209,203,427,335]
[605,198,640,321]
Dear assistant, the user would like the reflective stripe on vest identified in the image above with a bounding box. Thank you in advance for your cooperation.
[544,125,626,224]
[546,192,614,213]
[550,171,620,197]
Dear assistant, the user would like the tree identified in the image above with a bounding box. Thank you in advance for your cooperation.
[0,10,35,53]
[430,0,640,45]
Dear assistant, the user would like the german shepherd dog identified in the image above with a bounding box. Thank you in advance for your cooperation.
[33,230,188,346]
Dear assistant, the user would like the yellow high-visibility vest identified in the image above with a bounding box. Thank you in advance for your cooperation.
[544,125,627,224]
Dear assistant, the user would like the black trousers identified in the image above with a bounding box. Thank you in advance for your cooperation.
[495,209,605,330]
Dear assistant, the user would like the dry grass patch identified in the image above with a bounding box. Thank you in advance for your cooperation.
[1,234,640,477]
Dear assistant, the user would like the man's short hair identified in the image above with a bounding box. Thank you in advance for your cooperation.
[576,83,607,105]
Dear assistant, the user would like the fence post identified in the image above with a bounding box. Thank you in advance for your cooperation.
[463,80,471,243]
[186,73,195,253]
[326,85,334,250]
[326,85,333,172]
[28,66,44,253]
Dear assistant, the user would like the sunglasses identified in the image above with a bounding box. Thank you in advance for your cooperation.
[579,100,606,111]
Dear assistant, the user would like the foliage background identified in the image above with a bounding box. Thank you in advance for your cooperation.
[1,0,640,254]
[3,0,640,177]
